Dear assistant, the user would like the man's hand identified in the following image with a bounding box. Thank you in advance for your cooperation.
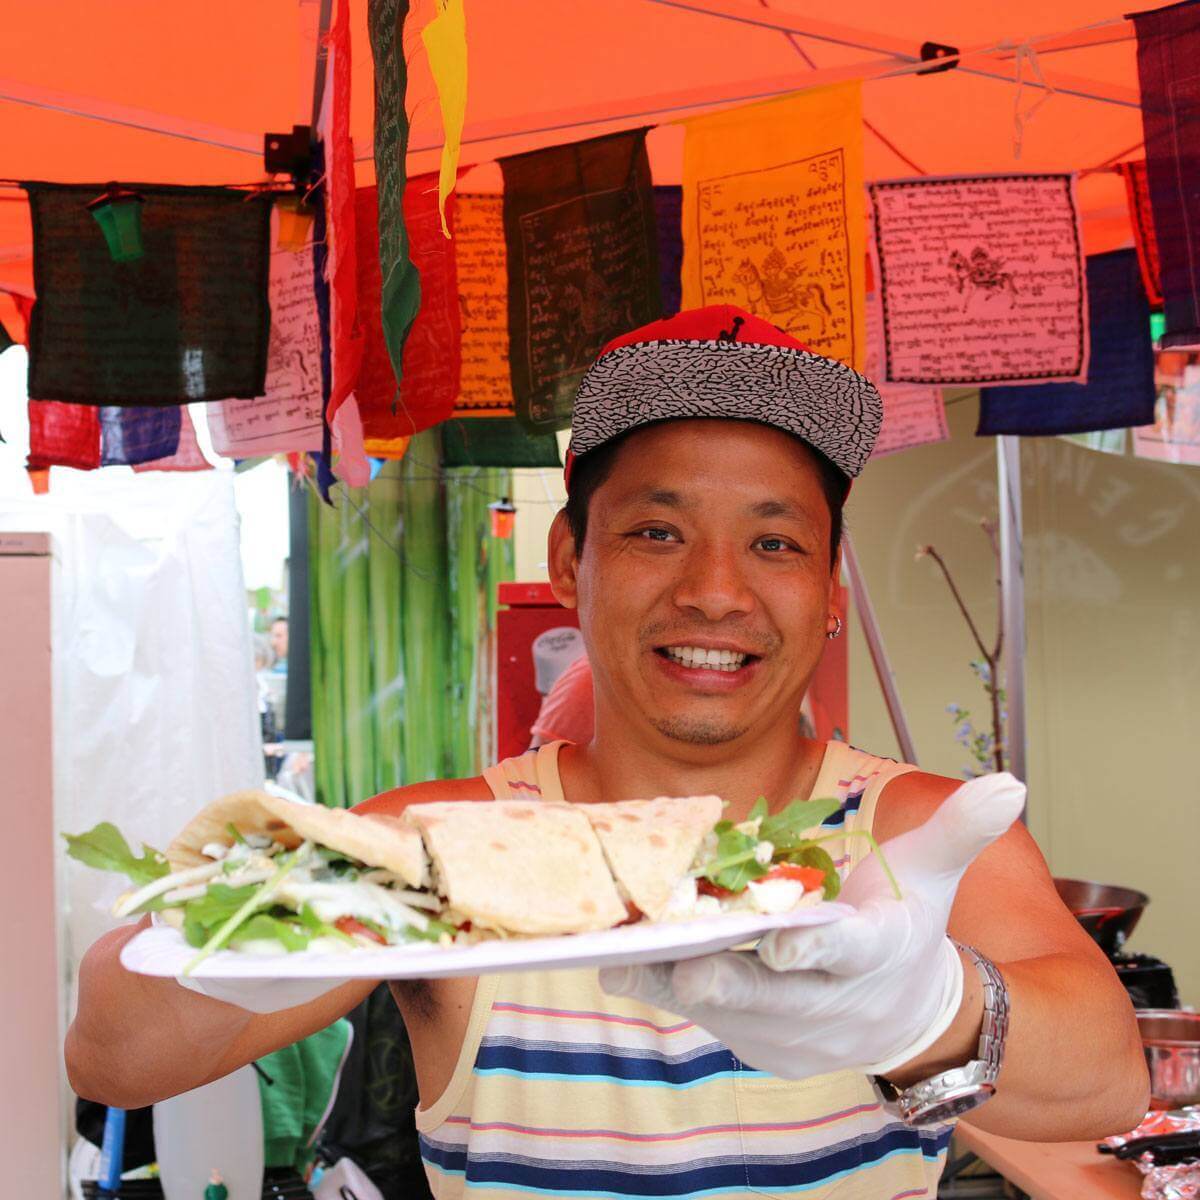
[600,773,1026,1080]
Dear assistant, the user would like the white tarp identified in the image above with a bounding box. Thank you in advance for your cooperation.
[0,447,263,964]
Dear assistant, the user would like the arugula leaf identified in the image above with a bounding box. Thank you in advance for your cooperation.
[748,797,768,823]
[229,912,313,952]
[225,822,247,846]
[315,846,362,869]
[701,825,770,892]
[182,883,261,948]
[781,844,842,901]
[406,916,457,943]
[63,823,169,888]
[759,796,843,852]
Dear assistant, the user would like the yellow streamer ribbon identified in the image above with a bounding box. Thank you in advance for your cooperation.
[421,0,468,239]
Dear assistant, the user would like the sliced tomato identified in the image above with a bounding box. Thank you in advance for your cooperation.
[617,900,643,927]
[697,878,738,901]
[334,916,387,944]
[762,863,827,892]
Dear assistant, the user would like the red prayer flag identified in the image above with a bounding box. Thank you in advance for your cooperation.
[1120,160,1163,309]
[324,0,363,424]
[27,400,100,471]
[354,177,461,441]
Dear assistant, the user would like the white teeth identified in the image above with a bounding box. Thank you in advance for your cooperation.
[663,645,748,672]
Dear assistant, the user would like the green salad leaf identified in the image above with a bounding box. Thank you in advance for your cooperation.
[758,796,843,851]
[182,883,261,948]
[63,823,169,888]
[780,844,842,901]
[700,824,769,892]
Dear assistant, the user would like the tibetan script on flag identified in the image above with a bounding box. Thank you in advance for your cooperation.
[869,174,1088,386]
[207,224,324,456]
[865,295,947,459]
[501,129,661,432]
[682,84,865,370]
[453,194,513,416]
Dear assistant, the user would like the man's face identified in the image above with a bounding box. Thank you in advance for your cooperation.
[553,420,838,749]
[270,620,288,660]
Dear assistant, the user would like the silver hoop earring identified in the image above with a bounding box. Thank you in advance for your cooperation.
[826,615,843,640]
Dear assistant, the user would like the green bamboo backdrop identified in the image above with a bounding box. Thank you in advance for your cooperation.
[309,430,515,807]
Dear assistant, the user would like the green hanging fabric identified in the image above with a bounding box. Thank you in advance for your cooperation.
[368,0,421,393]
[308,431,514,807]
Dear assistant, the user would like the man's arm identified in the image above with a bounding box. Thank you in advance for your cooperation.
[65,918,375,1109]
[876,772,1150,1141]
[65,774,492,1110]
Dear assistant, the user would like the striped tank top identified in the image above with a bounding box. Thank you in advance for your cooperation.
[417,740,955,1199]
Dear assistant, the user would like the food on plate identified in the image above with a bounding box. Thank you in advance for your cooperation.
[64,788,859,970]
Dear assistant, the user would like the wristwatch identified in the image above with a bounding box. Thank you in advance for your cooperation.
[872,942,1009,1127]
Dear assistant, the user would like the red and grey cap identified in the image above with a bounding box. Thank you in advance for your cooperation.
[565,304,882,491]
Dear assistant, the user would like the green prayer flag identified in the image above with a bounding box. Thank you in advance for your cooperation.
[440,418,561,468]
[368,0,420,390]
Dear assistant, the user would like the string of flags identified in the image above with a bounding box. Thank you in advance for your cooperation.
[9,2,1200,482]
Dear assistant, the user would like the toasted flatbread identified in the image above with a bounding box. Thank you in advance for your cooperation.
[584,795,723,921]
[167,790,429,888]
[404,800,626,935]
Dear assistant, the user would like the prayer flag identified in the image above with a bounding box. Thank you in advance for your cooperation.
[454,194,514,417]
[978,250,1154,436]
[27,400,100,470]
[367,0,420,398]
[207,208,324,457]
[325,0,364,425]
[682,84,865,369]
[440,418,561,468]
[421,0,468,238]
[1131,2,1200,346]
[100,407,181,465]
[654,186,683,319]
[354,178,461,443]
[869,173,1088,386]
[0,314,13,355]
[1119,160,1163,308]
[24,184,271,403]
[500,129,661,432]
[865,295,948,458]
[133,406,211,472]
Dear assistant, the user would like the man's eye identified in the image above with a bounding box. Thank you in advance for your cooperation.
[756,537,794,553]
[637,527,676,542]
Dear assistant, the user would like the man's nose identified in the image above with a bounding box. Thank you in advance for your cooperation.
[671,543,755,622]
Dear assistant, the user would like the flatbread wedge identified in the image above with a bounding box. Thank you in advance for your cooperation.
[167,789,429,888]
[584,795,723,921]
[403,800,627,934]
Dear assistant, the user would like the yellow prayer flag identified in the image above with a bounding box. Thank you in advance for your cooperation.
[682,83,865,371]
[421,0,468,239]
[362,435,412,460]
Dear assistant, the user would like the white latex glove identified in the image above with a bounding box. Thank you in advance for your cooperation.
[174,973,352,1014]
[601,772,1026,1080]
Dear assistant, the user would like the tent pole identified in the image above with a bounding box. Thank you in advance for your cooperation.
[997,436,1028,789]
[841,532,919,766]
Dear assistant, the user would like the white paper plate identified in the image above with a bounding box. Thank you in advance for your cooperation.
[122,902,854,981]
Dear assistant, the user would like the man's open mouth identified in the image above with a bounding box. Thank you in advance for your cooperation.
[655,645,758,673]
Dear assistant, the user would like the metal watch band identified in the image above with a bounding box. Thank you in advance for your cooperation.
[872,941,1009,1126]
[952,939,1010,1084]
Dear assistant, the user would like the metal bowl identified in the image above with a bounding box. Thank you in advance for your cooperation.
[1137,1009,1200,1109]
[1053,877,1149,957]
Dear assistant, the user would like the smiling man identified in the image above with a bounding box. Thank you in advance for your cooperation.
[67,306,1147,1200]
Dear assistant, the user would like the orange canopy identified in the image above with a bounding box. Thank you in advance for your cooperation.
[0,0,1143,338]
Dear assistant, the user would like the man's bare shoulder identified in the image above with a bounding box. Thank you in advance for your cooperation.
[873,768,963,843]
[352,775,494,817]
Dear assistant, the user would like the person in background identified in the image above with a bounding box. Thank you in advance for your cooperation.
[269,616,289,676]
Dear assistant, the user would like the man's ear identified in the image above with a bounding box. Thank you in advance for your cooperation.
[548,509,579,610]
